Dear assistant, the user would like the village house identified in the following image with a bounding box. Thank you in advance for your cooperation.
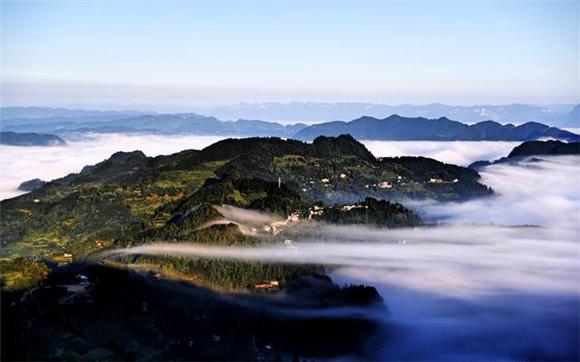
[308,205,324,219]
[341,204,367,211]
[254,280,280,289]
[378,181,392,189]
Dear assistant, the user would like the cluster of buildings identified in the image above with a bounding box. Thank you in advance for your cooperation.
[428,178,460,184]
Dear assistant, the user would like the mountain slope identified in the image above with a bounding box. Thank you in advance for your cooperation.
[1,135,489,268]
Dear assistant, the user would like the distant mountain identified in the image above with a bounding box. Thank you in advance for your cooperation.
[1,111,306,138]
[555,104,580,128]
[469,140,580,169]
[207,102,579,127]
[4,105,578,139]
[293,115,580,142]
[0,131,67,146]
[17,179,47,191]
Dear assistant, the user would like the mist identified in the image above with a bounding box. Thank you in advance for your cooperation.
[361,140,519,166]
[104,155,580,360]
[407,155,580,226]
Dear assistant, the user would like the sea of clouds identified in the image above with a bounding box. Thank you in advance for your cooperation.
[361,140,519,166]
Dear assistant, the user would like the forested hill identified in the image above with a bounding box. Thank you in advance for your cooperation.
[30,134,487,203]
[469,140,580,169]
[293,115,580,142]
[1,135,490,291]
[507,140,580,158]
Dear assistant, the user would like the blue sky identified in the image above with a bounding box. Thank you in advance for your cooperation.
[1,0,578,108]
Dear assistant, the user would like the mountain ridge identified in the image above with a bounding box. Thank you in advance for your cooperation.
[469,140,580,169]
[3,105,579,140]
[293,115,580,141]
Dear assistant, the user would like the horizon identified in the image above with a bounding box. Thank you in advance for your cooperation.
[1,101,578,115]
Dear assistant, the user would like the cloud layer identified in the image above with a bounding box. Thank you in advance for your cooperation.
[361,140,519,166]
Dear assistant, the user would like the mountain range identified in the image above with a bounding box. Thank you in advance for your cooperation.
[2,111,305,138]
[2,107,579,142]
[293,115,580,141]
[469,140,580,169]
[206,102,580,127]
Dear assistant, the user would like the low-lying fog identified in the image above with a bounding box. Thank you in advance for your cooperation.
[361,140,520,166]
[1,132,519,200]
[108,155,579,361]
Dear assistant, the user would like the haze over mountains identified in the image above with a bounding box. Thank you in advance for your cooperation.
[206,102,580,127]
[1,105,579,142]
[1,108,305,138]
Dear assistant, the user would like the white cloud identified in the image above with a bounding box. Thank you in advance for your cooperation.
[407,155,580,227]
[361,140,519,165]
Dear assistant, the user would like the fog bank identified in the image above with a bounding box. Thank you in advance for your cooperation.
[361,140,519,166]
[407,155,580,227]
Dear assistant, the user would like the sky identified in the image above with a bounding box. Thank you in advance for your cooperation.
[1,0,579,108]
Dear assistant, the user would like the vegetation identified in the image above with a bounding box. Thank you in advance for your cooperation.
[508,140,580,158]
[1,265,383,361]
[0,135,491,290]
[469,140,580,169]
[313,197,423,227]
[0,258,49,291]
